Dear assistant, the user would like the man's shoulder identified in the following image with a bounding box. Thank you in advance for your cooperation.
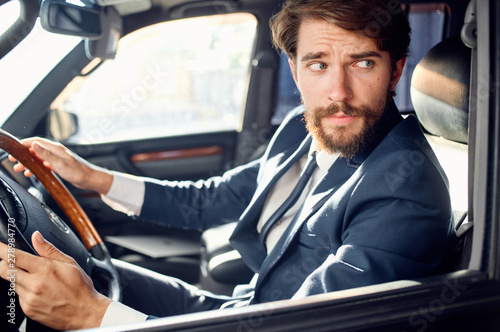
[368,114,445,177]
[278,105,306,130]
[385,115,430,151]
[266,105,308,152]
[284,104,306,118]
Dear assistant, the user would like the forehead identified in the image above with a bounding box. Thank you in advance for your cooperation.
[296,19,383,58]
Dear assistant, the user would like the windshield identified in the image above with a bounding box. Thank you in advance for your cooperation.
[0,0,80,126]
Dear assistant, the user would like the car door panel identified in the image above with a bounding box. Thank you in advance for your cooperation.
[74,132,237,180]
[63,131,237,229]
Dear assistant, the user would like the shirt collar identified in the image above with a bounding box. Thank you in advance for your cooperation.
[309,138,339,173]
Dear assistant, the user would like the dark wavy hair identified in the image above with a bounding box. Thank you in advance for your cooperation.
[270,0,411,68]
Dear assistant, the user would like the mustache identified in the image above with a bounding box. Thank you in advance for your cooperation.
[313,102,369,118]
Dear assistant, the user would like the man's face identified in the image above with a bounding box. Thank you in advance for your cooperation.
[289,20,405,157]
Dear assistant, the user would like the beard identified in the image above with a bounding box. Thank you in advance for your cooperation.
[303,90,392,159]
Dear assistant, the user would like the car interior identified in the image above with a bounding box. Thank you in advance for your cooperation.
[1,0,500,330]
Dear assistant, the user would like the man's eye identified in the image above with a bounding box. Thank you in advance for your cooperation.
[356,60,374,68]
[309,63,327,71]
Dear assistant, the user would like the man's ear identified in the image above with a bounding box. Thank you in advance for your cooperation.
[390,57,407,91]
[288,57,299,87]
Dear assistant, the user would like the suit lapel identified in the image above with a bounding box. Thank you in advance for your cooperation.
[230,135,313,272]
[255,157,359,288]
[299,158,359,221]
[253,136,313,206]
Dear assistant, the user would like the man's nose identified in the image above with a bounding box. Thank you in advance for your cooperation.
[327,67,352,103]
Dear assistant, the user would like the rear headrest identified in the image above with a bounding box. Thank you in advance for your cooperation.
[411,35,471,144]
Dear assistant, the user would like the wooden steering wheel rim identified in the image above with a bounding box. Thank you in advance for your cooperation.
[0,130,121,302]
[0,130,103,250]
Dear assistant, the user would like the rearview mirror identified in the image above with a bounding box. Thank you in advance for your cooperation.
[40,0,102,39]
[85,6,122,59]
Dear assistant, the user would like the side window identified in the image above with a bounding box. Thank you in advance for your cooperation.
[51,13,257,144]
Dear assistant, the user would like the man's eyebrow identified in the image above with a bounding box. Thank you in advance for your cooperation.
[300,52,328,62]
[350,51,382,60]
[300,50,383,62]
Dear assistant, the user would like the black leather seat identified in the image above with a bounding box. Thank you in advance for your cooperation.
[199,222,252,295]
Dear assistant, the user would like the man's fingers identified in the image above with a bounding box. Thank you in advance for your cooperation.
[31,141,50,159]
[8,154,18,163]
[7,137,43,162]
[31,231,75,265]
[0,240,38,272]
[0,241,34,296]
[0,232,73,274]
[8,138,55,177]
[20,137,45,148]
[0,257,30,287]
[12,161,26,172]
[31,140,66,164]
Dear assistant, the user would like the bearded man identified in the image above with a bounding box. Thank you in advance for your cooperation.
[0,0,457,329]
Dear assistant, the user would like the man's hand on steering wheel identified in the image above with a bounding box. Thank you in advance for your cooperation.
[0,132,122,329]
[8,137,113,195]
[0,232,112,330]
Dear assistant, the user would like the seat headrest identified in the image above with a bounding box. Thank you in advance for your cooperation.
[411,35,471,144]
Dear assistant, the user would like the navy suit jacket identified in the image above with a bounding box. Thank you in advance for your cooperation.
[139,101,457,305]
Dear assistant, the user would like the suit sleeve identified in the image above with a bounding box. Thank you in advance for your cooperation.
[137,159,261,231]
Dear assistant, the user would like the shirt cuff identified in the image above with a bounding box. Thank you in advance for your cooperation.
[100,301,148,327]
[101,172,145,216]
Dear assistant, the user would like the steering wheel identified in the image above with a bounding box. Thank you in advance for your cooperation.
[0,130,120,317]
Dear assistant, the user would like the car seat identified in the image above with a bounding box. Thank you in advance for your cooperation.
[411,33,473,270]
[198,221,251,294]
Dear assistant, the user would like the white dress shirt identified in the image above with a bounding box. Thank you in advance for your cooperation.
[256,142,338,253]
[99,140,338,326]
